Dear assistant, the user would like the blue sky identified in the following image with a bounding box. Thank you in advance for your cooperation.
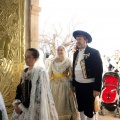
[39,0,120,57]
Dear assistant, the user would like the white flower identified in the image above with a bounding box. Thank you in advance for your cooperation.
[83,53,90,59]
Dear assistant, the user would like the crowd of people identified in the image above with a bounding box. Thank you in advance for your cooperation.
[1,30,120,120]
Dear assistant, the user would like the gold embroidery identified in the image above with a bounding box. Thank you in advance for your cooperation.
[80,59,87,79]
[74,52,87,79]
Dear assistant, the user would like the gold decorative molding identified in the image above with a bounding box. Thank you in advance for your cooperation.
[0,0,25,118]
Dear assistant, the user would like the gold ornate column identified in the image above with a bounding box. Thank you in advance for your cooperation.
[0,0,25,118]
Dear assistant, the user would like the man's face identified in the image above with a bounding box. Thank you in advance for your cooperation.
[76,35,87,49]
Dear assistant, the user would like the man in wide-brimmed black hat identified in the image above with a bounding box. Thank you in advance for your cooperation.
[72,30,103,120]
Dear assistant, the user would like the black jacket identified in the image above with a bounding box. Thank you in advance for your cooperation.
[72,46,103,91]
[15,68,31,108]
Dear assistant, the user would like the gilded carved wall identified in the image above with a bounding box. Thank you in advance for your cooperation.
[0,0,25,117]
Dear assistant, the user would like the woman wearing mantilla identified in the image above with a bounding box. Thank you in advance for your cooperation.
[11,48,58,120]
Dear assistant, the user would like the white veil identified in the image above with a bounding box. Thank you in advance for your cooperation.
[38,49,46,69]
[28,56,58,120]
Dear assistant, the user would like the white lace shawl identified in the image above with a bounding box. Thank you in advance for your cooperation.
[48,57,72,78]
[110,58,120,71]
[28,59,58,120]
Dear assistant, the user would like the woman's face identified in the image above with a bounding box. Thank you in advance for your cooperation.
[57,47,65,58]
[114,50,120,58]
[25,50,37,67]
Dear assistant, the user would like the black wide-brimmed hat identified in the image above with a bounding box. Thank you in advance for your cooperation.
[73,30,92,43]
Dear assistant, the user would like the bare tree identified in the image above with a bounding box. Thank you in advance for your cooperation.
[39,18,82,57]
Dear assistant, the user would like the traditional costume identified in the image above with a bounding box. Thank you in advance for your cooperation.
[49,58,79,120]
[72,30,103,119]
[11,59,58,120]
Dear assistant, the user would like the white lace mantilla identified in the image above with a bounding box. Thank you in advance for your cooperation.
[11,59,58,120]
[51,58,71,73]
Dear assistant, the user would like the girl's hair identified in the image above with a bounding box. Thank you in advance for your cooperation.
[27,48,39,58]
[57,45,66,51]
[114,49,120,53]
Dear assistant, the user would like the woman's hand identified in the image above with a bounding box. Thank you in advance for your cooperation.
[15,103,22,114]
[93,90,100,97]
[73,87,76,93]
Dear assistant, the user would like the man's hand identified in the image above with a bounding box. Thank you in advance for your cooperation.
[93,90,100,97]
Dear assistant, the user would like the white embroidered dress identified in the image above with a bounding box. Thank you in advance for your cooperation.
[11,60,58,120]
[49,58,79,120]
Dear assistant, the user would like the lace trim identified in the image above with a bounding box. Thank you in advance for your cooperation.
[12,99,21,106]
[18,103,27,112]
[21,68,32,84]
[52,58,71,73]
